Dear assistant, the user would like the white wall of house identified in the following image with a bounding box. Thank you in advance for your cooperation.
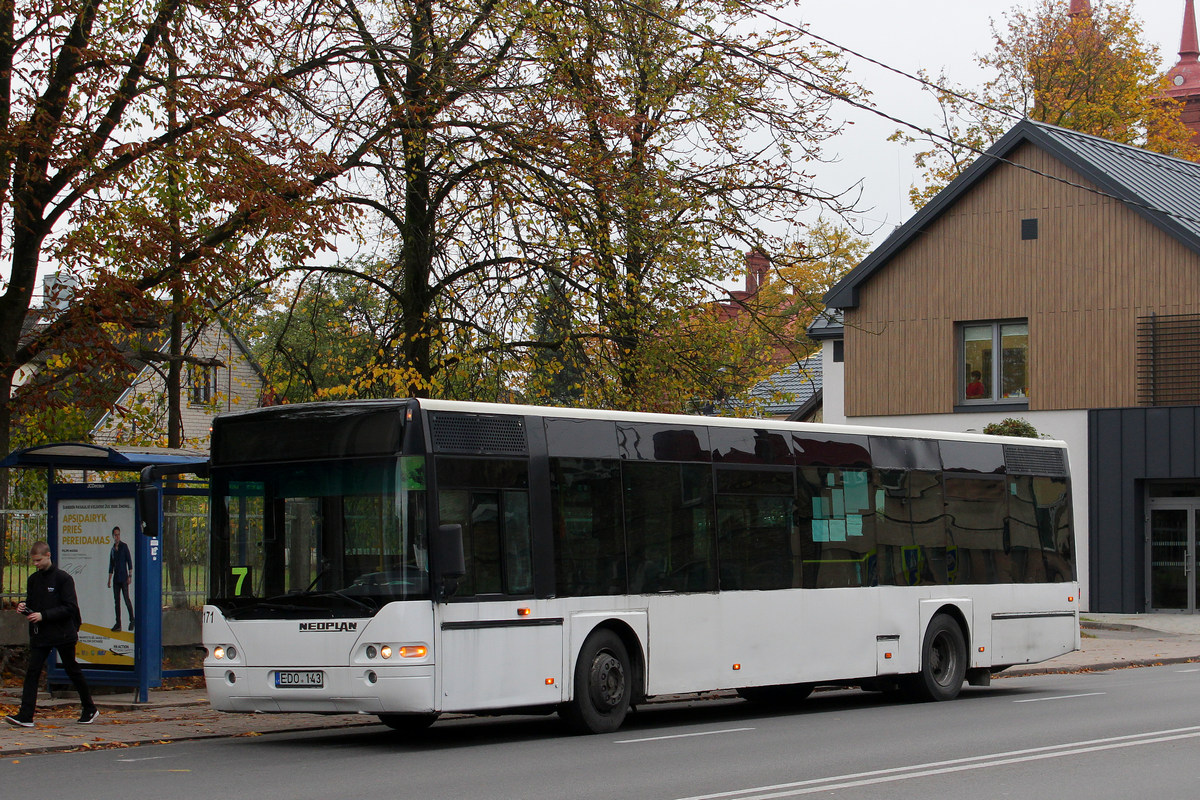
[816,342,1093,609]
[819,343,845,425]
[93,323,264,449]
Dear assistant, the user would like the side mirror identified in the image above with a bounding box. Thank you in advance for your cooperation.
[137,483,160,538]
[432,523,465,598]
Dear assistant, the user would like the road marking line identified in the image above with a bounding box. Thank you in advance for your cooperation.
[1176,668,1200,673]
[673,725,1200,800]
[616,727,755,744]
[1013,691,1105,703]
[116,756,169,763]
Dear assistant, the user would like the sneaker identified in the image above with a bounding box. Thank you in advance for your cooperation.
[129,619,134,631]
[78,709,99,724]
[111,623,121,632]
[4,715,33,728]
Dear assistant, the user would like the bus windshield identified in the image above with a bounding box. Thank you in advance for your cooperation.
[209,455,429,617]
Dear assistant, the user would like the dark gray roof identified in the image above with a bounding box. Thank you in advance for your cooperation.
[825,119,1200,309]
[806,308,843,340]
[746,354,822,416]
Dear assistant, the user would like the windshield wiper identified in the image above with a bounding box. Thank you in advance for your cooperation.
[224,601,319,619]
[312,589,377,613]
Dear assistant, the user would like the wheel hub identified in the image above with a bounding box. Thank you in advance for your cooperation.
[590,651,626,709]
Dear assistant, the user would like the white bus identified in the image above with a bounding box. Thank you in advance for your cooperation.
[200,399,1078,734]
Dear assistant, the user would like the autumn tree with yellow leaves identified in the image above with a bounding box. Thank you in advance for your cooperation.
[896,0,1198,207]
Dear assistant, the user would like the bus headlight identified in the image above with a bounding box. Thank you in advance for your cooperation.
[213,646,226,660]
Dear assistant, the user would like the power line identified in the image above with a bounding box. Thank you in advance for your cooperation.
[601,0,1200,232]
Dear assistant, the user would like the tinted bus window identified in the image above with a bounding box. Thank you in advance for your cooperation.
[1035,477,1075,582]
[797,467,875,588]
[944,475,1008,584]
[437,458,532,597]
[544,418,619,459]
[792,434,871,468]
[940,440,1005,474]
[550,458,626,596]
[1007,475,1075,583]
[619,424,711,462]
[710,428,792,464]
[715,466,796,590]
[872,469,946,586]
[624,462,716,593]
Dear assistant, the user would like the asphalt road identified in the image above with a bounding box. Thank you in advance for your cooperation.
[6,665,1199,800]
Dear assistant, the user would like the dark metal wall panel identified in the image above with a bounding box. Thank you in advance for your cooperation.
[1090,410,1129,612]
[1145,408,1173,479]
[1089,406,1200,612]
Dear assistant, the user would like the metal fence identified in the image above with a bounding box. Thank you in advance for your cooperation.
[1,505,209,609]
[1,509,47,604]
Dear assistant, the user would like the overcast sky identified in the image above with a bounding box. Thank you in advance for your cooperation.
[786,0,1194,242]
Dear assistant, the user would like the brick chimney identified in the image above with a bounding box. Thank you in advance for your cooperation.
[745,251,769,295]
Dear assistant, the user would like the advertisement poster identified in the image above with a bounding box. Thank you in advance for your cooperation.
[56,497,137,667]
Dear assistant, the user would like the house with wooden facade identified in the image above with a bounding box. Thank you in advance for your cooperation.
[814,118,1200,614]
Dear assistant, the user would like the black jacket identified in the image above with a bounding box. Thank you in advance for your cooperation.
[24,565,82,646]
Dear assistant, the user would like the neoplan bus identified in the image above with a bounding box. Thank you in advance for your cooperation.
[199,399,1079,734]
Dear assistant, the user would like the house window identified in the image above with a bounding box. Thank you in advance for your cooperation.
[189,365,216,405]
[959,321,1029,405]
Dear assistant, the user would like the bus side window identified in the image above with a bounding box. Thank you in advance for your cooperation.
[1034,477,1074,582]
[798,467,875,589]
[550,458,626,597]
[624,462,716,594]
[714,466,795,591]
[944,475,1007,584]
[435,457,532,598]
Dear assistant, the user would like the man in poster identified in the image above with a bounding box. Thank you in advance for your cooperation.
[107,526,134,632]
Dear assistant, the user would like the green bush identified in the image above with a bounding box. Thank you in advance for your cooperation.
[982,417,1041,438]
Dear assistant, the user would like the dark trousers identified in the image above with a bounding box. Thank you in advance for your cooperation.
[18,641,95,720]
[113,581,133,626]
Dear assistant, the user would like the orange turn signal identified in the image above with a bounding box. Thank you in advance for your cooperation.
[399,645,427,658]
[517,607,531,616]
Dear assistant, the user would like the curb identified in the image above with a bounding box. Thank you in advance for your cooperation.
[3,717,382,758]
[1000,654,1200,677]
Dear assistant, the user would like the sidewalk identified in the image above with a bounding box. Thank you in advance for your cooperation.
[4,613,1199,757]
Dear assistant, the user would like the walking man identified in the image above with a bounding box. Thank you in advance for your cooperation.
[4,541,99,727]
[108,525,133,632]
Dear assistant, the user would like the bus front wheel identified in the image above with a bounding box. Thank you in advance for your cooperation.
[908,614,967,702]
[561,629,631,734]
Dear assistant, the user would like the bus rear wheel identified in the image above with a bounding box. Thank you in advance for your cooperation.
[908,614,967,702]
[561,629,631,734]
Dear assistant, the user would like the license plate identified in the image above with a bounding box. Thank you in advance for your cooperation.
[275,670,324,688]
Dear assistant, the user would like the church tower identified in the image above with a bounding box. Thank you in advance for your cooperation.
[1166,0,1200,143]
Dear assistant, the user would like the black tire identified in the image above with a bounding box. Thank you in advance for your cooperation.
[909,614,967,702]
[736,683,814,706]
[378,713,438,735]
[560,629,632,734]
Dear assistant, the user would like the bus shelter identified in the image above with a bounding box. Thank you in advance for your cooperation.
[0,443,207,701]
